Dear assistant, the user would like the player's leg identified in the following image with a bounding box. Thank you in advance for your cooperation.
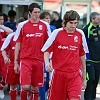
[31,60,44,100]
[7,68,19,100]
[39,85,45,100]
[20,59,32,100]
[21,85,31,100]
[67,70,82,100]
[48,70,67,100]
[30,86,39,100]
[0,57,7,99]
[0,76,5,99]
[9,85,18,100]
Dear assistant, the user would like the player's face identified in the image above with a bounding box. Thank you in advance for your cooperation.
[65,20,78,33]
[29,8,40,21]
[0,16,4,25]
[43,15,51,24]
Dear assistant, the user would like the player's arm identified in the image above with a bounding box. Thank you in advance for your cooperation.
[14,42,20,74]
[1,33,14,64]
[0,25,13,34]
[80,54,87,90]
[79,34,87,90]
[44,52,53,72]
[2,50,10,64]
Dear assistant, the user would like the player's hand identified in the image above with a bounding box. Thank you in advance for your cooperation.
[14,61,20,74]
[82,79,87,90]
[45,62,53,72]
[4,57,11,64]
[49,80,52,86]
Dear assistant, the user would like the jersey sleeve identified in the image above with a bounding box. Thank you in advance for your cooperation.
[45,43,53,53]
[13,20,28,41]
[41,28,62,52]
[1,32,15,51]
[16,28,23,43]
[79,35,85,56]
[76,28,89,53]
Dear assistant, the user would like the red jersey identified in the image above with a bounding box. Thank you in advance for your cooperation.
[0,29,7,48]
[0,29,8,78]
[14,20,51,62]
[45,28,85,72]
[1,32,16,69]
[0,29,7,58]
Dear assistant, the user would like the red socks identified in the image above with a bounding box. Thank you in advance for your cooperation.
[20,88,39,100]
[30,90,39,100]
[9,89,17,100]
[0,77,6,90]
[20,89,28,100]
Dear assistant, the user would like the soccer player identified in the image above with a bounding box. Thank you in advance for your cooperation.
[1,17,25,100]
[13,3,51,100]
[0,12,13,99]
[39,11,56,100]
[42,10,87,100]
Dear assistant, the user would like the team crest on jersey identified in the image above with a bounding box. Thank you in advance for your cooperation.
[39,25,42,30]
[74,35,78,42]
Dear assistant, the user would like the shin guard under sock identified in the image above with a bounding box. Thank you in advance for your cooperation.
[31,90,39,100]
[20,89,28,100]
[9,89,17,100]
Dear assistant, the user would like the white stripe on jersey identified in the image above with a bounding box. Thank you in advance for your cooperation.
[76,28,89,53]
[13,20,28,41]
[41,28,63,52]
[0,29,4,32]
[1,32,15,51]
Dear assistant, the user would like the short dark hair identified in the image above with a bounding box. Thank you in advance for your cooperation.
[52,11,59,17]
[16,17,25,25]
[39,11,51,19]
[0,12,3,17]
[28,3,41,13]
[8,10,16,17]
[62,10,80,27]
[90,12,99,21]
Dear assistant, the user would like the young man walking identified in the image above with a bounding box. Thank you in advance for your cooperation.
[14,3,51,100]
[42,10,86,100]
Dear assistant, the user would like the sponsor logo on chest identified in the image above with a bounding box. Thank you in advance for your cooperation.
[58,45,78,50]
[26,33,43,37]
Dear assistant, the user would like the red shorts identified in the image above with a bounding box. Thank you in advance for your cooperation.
[20,58,44,87]
[0,56,7,78]
[49,69,82,100]
[5,68,19,86]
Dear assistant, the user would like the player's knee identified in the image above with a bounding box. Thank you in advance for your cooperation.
[10,85,17,90]
[21,85,31,92]
[10,86,17,90]
[31,86,39,94]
